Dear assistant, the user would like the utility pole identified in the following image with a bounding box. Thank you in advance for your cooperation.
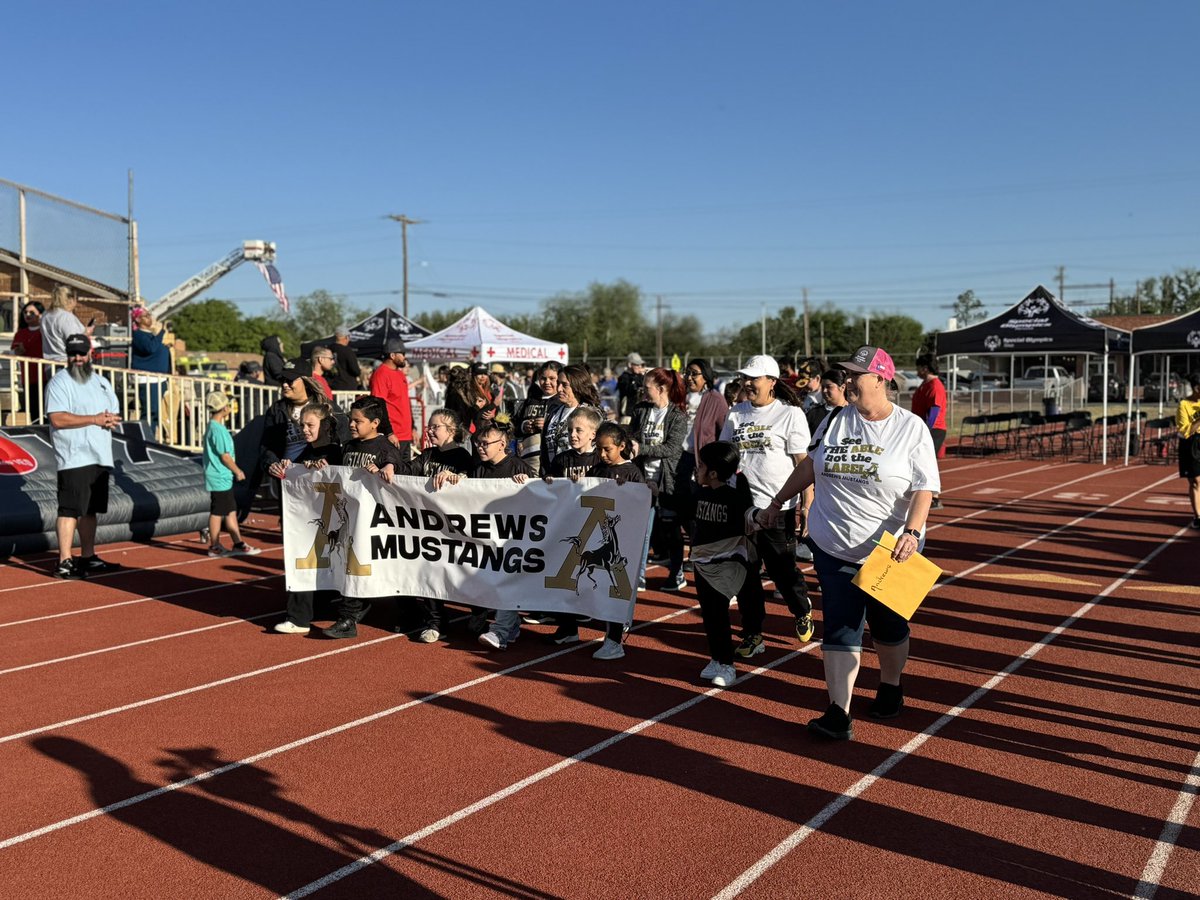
[761,304,767,356]
[1056,265,1066,301]
[1109,278,1115,315]
[386,214,424,317]
[803,288,811,358]
[655,295,665,367]
[865,311,871,345]
[819,320,825,360]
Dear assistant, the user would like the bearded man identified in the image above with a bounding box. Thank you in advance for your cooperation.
[45,333,123,579]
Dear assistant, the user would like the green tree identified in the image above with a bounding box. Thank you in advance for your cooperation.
[413,307,474,333]
[952,290,987,328]
[1097,268,1200,316]
[172,299,246,352]
[538,280,651,359]
[285,290,367,342]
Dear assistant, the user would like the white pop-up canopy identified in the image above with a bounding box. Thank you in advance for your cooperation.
[405,306,569,364]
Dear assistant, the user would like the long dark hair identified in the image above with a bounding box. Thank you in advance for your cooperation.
[687,358,716,391]
[559,364,599,407]
[770,377,802,407]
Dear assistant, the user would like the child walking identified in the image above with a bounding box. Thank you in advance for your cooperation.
[273,401,344,635]
[407,408,475,642]
[203,391,260,558]
[322,396,405,639]
[541,419,638,660]
[682,441,765,688]
[434,420,534,648]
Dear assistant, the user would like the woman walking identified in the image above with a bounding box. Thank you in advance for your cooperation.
[767,346,940,740]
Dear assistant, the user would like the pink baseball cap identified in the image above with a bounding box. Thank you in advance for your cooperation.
[839,345,895,380]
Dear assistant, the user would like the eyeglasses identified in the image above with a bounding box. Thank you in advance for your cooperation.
[685,370,702,378]
[427,423,451,432]
[476,438,505,448]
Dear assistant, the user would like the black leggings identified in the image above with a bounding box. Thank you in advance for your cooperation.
[696,560,764,663]
[752,510,811,619]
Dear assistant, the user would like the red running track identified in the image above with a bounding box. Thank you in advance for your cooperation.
[0,458,1197,899]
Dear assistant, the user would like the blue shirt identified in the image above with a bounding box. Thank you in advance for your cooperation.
[45,369,120,470]
[204,419,235,491]
[131,328,172,374]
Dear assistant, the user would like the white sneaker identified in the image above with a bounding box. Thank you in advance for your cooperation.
[478,630,504,650]
[274,620,310,635]
[711,664,737,687]
[592,638,625,660]
[700,658,722,680]
[418,628,440,643]
[231,543,261,556]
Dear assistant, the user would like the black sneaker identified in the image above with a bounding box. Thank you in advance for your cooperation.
[351,602,373,624]
[930,497,944,510]
[869,682,904,719]
[734,633,765,658]
[542,626,580,645]
[322,617,358,639]
[80,555,120,574]
[54,558,87,580]
[808,703,854,740]
[1191,517,1200,530]
[795,614,815,643]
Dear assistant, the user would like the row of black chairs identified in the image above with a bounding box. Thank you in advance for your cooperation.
[956,410,1161,461]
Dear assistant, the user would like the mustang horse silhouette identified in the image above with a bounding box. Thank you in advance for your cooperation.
[560,514,627,592]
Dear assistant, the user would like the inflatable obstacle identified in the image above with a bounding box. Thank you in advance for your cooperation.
[0,424,210,557]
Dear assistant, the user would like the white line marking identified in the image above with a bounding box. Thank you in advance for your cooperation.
[0,633,402,745]
[712,508,1186,899]
[1132,749,1200,900]
[938,463,1053,496]
[0,603,704,851]
[281,645,821,899]
[0,546,282,597]
[0,612,282,677]
[0,574,282,629]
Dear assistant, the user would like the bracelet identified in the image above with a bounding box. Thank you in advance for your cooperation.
[902,527,921,538]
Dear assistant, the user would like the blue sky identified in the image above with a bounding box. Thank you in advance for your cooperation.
[7,1,1199,334]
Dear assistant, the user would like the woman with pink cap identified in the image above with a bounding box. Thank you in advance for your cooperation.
[765,346,940,741]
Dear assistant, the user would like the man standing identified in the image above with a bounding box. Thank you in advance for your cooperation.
[370,338,414,461]
[45,334,123,579]
[308,345,336,399]
[616,352,646,423]
[327,326,362,391]
[911,354,948,509]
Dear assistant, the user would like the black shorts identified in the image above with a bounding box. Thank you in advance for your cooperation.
[57,465,110,519]
[210,489,237,517]
[930,427,947,455]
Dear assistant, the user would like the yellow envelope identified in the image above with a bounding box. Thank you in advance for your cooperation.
[850,530,942,620]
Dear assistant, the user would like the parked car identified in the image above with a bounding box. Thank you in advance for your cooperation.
[964,371,1008,391]
[1012,366,1072,391]
[894,369,919,392]
[1143,372,1183,402]
[1088,372,1126,402]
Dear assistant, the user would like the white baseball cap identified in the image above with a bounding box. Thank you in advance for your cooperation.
[737,355,781,379]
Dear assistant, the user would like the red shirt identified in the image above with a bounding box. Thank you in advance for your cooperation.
[911,377,947,431]
[312,373,334,400]
[369,363,412,441]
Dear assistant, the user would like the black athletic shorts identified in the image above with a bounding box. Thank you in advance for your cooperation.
[930,427,947,455]
[210,489,237,517]
[57,465,111,519]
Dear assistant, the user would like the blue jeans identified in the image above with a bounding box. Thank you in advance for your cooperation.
[138,381,165,441]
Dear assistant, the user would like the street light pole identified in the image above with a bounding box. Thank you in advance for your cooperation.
[386,214,424,317]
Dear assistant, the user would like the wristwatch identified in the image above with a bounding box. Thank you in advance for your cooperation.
[902,527,921,538]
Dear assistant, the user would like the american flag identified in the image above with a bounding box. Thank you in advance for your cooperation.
[255,261,290,314]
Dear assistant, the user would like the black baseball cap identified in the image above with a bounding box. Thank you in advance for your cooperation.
[64,334,91,357]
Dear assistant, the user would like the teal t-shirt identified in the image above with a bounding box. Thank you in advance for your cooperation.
[203,419,235,491]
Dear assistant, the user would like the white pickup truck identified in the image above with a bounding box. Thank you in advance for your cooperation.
[1011,366,1071,391]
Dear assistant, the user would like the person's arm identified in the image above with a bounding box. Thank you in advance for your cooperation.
[891,490,933,562]
[925,405,941,429]
[220,451,246,481]
[765,455,816,513]
[48,410,120,430]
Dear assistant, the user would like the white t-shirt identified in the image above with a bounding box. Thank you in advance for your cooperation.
[719,399,811,509]
[639,405,669,483]
[808,403,941,563]
[46,368,120,469]
[40,309,88,362]
[682,390,703,452]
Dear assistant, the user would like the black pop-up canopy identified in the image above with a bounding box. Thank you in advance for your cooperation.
[300,308,432,362]
[1130,307,1200,354]
[936,285,1130,356]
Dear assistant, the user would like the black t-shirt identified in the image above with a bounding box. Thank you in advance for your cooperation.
[549,447,599,480]
[588,461,645,483]
[297,442,343,467]
[410,444,474,478]
[327,343,361,391]
[472,454,534,479]
[341,434,402,470]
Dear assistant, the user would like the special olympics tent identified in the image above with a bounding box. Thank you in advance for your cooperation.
[936,285,1130,356]
[1120,308,1200,463]
[405,306,569,365]
[299,307,432,362]
[936,286,1132,464]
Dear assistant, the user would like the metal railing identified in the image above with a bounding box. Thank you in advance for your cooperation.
[1,354,427,453]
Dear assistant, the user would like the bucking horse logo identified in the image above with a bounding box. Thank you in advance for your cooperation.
[560,513,627,593]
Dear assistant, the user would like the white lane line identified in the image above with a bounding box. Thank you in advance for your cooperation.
[0,612,282,677]
[0,546,283,597]
[1132,749,1200,900]
[0,602,705,851]
[712,509,1186,899]
[0,574,283,629]
[937,463,1053,496]
[281,644,821,899]
[0,633,402,745]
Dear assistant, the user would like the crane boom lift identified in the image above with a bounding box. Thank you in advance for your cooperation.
[145,240,277,321]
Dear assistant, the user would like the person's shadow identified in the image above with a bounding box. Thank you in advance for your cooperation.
[31,736,436,896]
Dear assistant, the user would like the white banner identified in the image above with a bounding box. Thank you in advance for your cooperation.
[282,469,653,624]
